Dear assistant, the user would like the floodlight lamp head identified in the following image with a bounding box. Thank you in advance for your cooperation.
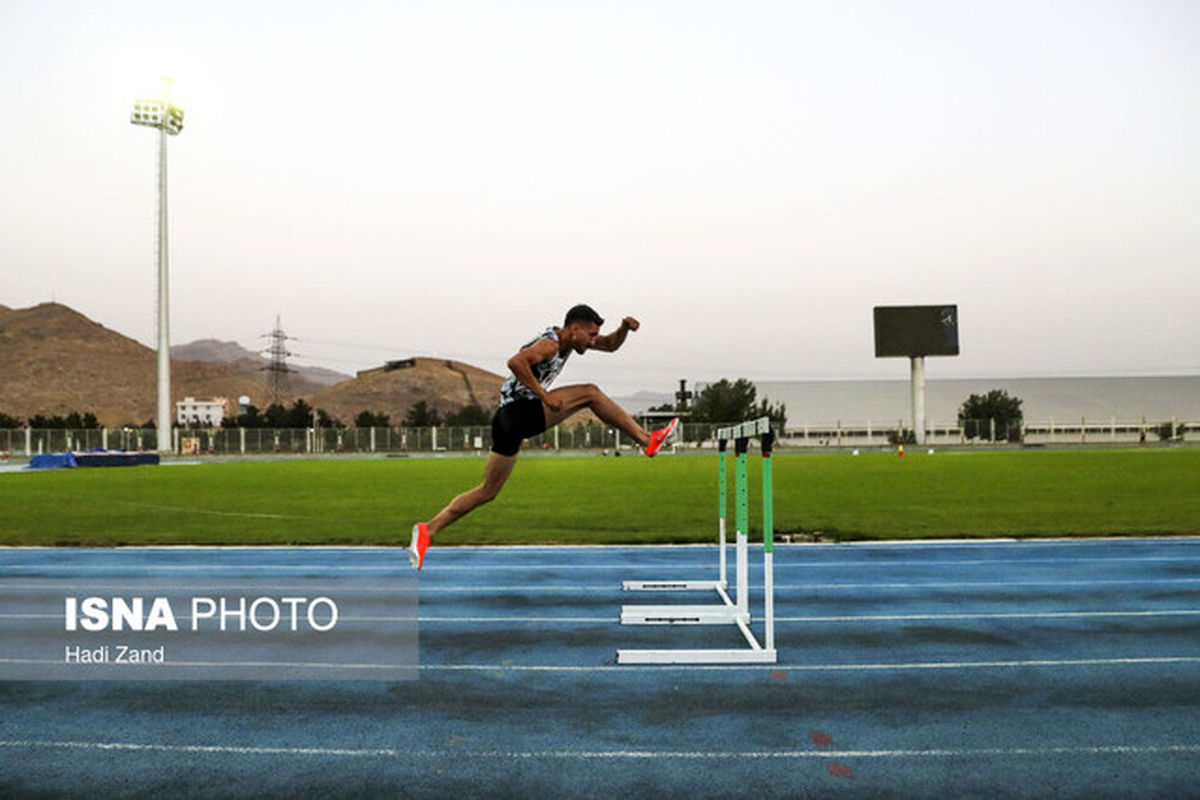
[131,100,164,127]
[130,100,185,135]
[164,105,184,135]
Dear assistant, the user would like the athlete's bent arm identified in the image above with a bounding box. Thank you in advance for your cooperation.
[591,317,639,353]
[506,337,561,411]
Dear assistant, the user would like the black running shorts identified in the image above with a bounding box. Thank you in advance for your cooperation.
[490,398,547,456]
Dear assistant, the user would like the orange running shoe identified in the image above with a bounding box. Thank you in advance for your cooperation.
[644,417,679,457]
[409,522,430,570]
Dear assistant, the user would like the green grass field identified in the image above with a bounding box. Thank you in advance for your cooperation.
[4,447,1198,547]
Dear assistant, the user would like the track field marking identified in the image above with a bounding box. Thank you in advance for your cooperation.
[0,658,413,671]
[5,579,1200,593]
[420,609,1200,623]
[775,609,1200,622]
[395,556,1200,569]
[7,556,1200,571]
[10,491,313,521]
[3,656,1199,673]
[3,609,1200,624]
[409,578,1200,591]
[424,656,1200,672]
[417,609,1200,624]
[3,538,1198,553]
[2,739,1199,760]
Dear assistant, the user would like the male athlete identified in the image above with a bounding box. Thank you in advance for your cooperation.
[408,304,678,569]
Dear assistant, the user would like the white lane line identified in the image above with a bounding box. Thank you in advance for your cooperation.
[424,656,1200,672]
[3,538,1199,553]
[0,658,413,671]
[776,609,1200,622]
[5,556,1200,571]
[2,656,1198,673]
[11,579,1197,592]
[425,556,1200,568]
[411,578,1200,591]
[416,609,1200,624]
[2,739,1198,760]
[3,609,1199,625]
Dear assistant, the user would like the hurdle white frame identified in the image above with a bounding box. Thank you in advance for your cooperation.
[619,431,748,626]
[617,417,777,665]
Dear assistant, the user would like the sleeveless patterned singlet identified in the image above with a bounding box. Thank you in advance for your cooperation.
[498,327,570,407]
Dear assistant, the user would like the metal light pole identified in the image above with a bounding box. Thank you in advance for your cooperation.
[131,79,184,452]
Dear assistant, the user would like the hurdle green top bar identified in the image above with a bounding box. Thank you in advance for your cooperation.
[761,430,774,554]
[734,435,749,556]
[717,439,727,523]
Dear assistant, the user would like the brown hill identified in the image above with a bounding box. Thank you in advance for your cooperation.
[305,358,604,429]
[0,303,271,427]
[1,302,603,430]
[305,358,504,424]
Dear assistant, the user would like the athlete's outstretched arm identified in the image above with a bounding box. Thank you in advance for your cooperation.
[592,316,639,352]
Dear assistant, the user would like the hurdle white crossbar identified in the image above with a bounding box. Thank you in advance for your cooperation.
[618,417,777,664]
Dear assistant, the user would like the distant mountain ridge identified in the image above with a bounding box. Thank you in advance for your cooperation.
[0,302,509,427]
[171,338,350,394]
[0,303,268,427]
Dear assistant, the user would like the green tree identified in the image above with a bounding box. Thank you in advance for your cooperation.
[404,400,442,427]
[287,399,314,428]
[263,403,290,428]
[316,408,342,428]
[958,389,1024,442]
[444,404,490,426]
[25,412,101,429]
[224,405,265,428]
[1155,421,1186,442]
[355,410,391,428]
[0,412,23,428]
[690,379,786,428]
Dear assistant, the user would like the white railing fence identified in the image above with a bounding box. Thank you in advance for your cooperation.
[1,417,1195,458]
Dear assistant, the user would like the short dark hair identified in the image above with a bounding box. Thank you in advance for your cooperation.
[564,304,604,327]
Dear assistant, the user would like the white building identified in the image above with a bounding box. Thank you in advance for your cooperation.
[176,397,226,427]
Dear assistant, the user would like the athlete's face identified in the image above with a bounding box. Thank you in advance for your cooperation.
[571,322,600,354]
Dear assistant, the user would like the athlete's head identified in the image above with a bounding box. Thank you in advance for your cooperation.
[564,304,604,328]
[563,304,604,354]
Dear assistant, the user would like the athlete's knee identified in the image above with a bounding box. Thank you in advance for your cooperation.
[581,383,602,400]
[478,482,505,504]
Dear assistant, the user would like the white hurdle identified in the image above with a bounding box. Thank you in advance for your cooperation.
[617,417,778,665]
[619,433,746,626]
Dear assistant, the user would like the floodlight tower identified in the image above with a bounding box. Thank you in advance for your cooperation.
[131,79,185,452]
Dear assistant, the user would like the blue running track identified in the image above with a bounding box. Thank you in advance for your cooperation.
[2,538,1200,798]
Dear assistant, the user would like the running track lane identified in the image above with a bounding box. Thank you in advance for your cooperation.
[2,538,1199,798]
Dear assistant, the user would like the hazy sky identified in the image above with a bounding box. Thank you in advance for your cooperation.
[2,0,1197,395]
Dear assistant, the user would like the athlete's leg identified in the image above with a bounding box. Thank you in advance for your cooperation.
[426,451,518,539]
[542,383,651,448]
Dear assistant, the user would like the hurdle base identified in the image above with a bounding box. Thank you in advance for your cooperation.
[616,648,778,665]
[621,580,726,592]
[620,604,750,625]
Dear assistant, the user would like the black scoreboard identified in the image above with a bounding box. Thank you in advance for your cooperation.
[873,305,959,358]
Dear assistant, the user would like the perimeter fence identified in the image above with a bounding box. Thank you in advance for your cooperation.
[1,417,1196,458]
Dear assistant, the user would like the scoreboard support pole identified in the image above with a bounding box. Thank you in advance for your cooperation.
[911,355,926,446]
